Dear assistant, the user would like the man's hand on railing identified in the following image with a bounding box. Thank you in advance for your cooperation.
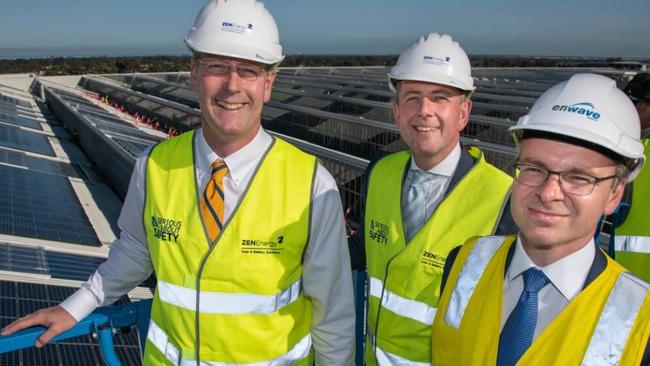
[1,305,77,348]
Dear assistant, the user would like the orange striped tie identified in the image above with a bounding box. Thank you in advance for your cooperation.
[201,160,229,242]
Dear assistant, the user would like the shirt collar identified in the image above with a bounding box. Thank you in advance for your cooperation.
[197,128,272,186]
[508,236,595,301]
[409,143,461,177]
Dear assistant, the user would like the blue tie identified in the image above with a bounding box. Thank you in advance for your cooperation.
[497,268,550,366]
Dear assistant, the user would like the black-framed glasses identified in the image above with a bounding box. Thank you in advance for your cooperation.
[195,59,266,80]
[513,162,618,196]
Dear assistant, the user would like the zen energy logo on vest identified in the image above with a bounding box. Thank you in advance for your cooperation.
[240,236,285,255]
[552,102,601,121]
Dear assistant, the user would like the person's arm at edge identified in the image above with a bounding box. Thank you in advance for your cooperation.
[303,163,355,366]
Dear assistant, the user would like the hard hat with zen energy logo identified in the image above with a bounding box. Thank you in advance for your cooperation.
[510,73,646,180]
[184,0,284,65]
[388,32,474,93]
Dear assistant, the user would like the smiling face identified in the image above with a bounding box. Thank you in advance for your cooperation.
[392,80,471,170]
[190,54,276,157]
[511,137,625,264]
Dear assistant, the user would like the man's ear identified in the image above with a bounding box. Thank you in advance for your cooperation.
[604,180,627,215]
[263,68,276,103]
[190,58,200,92]
[457,97,472,132]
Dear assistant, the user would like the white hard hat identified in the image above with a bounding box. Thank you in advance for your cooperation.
[510,73,646,180]
[184,0,284,65]
[388,33,474,93]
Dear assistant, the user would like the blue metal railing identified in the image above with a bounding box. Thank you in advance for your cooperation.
[354,270,367,366]
[0,299,152,366]
[1,284,368,366]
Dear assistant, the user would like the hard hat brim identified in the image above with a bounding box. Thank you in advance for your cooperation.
[185,38,284,65]
[510,123,646,180]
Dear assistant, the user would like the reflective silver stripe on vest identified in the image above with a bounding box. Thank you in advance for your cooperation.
[368,276,437,325]
[375,346,430,366]
[147,319,312,366]
[158,278,302,314]
[614,235,650,253]
[582,272,649,365]
[444,236,505,329]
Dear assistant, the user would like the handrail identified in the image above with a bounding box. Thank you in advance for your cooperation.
[0,299,152,366]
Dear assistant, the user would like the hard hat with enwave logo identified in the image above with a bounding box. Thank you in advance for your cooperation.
[185,0,284,65]
[510,73,645,180]
[388,33,474,93]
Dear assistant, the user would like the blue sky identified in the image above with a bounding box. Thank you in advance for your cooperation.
[0,0,648,58]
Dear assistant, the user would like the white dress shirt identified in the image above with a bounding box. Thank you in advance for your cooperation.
[61,128,355,365]
[501,236,596,340]
[401,143,461,224]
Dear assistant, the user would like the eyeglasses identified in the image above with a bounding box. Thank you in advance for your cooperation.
[195,59,266,80]
[513,162,618,196]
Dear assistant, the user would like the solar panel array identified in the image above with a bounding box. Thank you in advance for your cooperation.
[0,88,110,246]
[0,85,146,364]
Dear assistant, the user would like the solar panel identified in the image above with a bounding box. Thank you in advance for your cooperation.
[0,281,142,366]
[45,251,157,288]
[25,158,90,181]
[0,93,32,108]
[84,115,150,138]
[111,137,153,158]
[0,112,42,130]
[0,149,90,181]
[0,124,54,156]
[45,252,104,281]
[0,164,100,246]
[75,107,133,128]
[0,243,49,276]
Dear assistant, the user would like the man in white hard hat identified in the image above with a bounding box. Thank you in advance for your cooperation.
[1,1,355,365]
[432,73,650,365]
[361,33,515,365]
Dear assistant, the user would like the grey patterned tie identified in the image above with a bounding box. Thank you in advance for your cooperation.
[402,170,435,242]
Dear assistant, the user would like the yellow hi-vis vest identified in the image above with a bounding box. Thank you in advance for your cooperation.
[364,147,511,365]
[616,138,650,282]
[432,235,650,366]
[142,130,317,365]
